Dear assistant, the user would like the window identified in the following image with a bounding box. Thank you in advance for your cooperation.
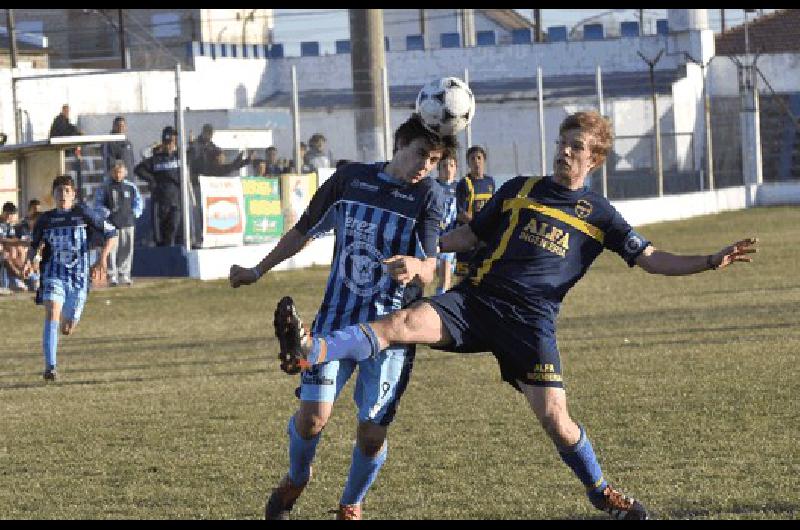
[620,21,640,38]
[151,13,181,38]
[656,19,669,36]
[583,23,604,40]
[406,34,424,51]
[512,28,532,44]
[300,41,319,56]
[335,40,351,54]
[476,30,495,46]
[440,32,460,48]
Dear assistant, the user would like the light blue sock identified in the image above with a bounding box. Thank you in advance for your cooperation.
[43,320,59,370]
[340,442,388,506]
[308,323,380,365]
[435,287,445,295]
[287,416,321,486]
[558,425,607,497]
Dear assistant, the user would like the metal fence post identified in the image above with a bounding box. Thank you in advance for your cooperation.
[175,63,191,252]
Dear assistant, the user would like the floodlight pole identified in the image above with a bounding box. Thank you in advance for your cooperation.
[595,64,608,197]
[291,65,301,173]
[638,49,665,196]
[537,66,546,176]
[175,63,191,252]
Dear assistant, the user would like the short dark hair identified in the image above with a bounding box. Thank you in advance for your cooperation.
[309,133,326,144]
[393,113,458,159]
[52,174,75,191]
[466,145,487,160]
[2,201,17,214]
[28,198,41,208]
[266,146,278,153]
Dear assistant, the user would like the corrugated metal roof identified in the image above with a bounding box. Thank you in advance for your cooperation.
[254,69,682,110]
[715,9,800,55]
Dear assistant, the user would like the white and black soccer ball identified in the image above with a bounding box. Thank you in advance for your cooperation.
[415,77,476,136]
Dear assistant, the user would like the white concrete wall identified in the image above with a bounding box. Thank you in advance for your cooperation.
[709,53,800,97]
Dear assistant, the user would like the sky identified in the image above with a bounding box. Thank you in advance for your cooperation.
[271,9,775,55]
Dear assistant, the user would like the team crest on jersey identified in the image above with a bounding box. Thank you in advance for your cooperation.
[340,241,388,297]
[575,199,593,219]
[624,232,645,253]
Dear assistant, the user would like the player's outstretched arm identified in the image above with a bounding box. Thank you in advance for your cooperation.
[384,256,438,286]
[91,234,118,282]
[229,227,309,288]
[440,223,479,254]
[635,237,758,276]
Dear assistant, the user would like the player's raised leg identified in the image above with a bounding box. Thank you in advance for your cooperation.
[518,382,649,520]
[274,297,449,371]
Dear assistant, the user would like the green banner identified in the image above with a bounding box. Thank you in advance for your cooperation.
[241,176,283,243]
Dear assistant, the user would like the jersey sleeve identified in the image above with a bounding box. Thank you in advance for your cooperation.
[603,206,651,267]
[82,204,118,240]
[26,213,47,262]
[455,178,470,215]
[468,178,516,242]
[293,170,343,237]
[418,185,445,258]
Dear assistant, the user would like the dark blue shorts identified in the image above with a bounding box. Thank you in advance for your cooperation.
[424,282,564,392]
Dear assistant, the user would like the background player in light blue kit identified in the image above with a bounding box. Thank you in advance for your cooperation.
[434,152,459,295]
[229,114,457,519]
[273,111,759,520]
[23,175,117,381]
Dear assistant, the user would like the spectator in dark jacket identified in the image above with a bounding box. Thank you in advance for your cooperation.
[103,116,136,179]
[95,161,143,285]
[134,126,182,246]
[48,104,81,138]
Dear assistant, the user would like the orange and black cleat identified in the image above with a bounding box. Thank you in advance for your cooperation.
[265,471,312,520]
[589,484,649,520]
[273,296,312,374]
[336,503,362,520]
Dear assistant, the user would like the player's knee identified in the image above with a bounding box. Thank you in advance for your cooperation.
[357,424,387,457]
[295,409,329,438]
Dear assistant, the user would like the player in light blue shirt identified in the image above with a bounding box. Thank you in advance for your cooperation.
[230,114,458,520]
[23,175,117,381]
[434,152,459,295]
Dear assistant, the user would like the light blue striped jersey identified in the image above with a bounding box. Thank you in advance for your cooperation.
[294,163,444,334]
[28,204,117,290]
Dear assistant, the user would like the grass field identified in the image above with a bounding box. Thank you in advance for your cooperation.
[1,205,799,520]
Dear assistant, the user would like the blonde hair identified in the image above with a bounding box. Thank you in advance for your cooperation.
[559,111,613,165]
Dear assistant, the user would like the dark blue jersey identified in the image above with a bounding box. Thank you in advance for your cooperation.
[456,173,496,220]
[28,204,117,290]
[295,162,443,334]
[468,176,650,311]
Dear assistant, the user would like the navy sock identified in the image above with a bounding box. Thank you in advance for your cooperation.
[287,416,320,486]
[558,425,607,497]
[308,323,380,364]
[340,442,388,506]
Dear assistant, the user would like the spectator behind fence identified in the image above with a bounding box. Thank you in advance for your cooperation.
[48,104,82,138]
[265,146,284,175]
[304,133,332,171]
[134,126,182,247]
[15,199,43,291]
[187,123,252,246]
[286,142,312,174]
[103,116,135,178]
[95,160,143,286]
[253,159,268,177]
[1,202,28,292]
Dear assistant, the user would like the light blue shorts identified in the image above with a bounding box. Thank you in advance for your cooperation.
[42,278,88,322]
[298,345,415,426]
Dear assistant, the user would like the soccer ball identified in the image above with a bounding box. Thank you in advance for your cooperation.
[415,77,476,136]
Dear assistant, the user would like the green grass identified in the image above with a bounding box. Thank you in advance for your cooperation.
[1,205,799,519]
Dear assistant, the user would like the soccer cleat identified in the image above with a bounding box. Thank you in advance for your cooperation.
[43,368,58,381]
[336,503,362,520]
[273,296,312,374]
[589,484,649,520]
[264,472,311,520]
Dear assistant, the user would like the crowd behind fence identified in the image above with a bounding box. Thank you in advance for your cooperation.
[5,60,799,252]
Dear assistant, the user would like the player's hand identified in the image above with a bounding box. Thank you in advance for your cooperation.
[229,264,259,288]
[384,255,418,285]
[712,237,758,269]
[90,263,107,286]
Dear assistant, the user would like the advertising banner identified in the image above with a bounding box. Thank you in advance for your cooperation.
[280,172,318,233]
[199,175,245,248]
[241,176,283,243]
